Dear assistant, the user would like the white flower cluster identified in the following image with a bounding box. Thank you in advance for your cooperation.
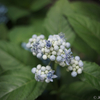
[67,56,83,77]
[26,33,84,81]
[31,64,57,83]
[26,33,72,67]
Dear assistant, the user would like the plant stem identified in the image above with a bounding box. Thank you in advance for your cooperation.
[52,61,60,100]
[48,61,51,66]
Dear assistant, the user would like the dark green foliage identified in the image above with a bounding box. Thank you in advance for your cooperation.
[0,0,100,100]
[0,41,47,100]
[44,0,75,43]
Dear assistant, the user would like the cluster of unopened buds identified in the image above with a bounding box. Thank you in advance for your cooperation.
[31,64,57,83]
[26,32,84,83]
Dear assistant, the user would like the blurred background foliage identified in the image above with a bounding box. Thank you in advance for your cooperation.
[0,0,100,100]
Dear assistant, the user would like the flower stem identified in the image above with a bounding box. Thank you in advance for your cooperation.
[48,61,51,66]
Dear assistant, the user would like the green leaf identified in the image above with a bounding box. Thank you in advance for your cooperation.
[0,67,47,100]
[30,0,51,11]
[72,35,97,58]
[60,81,100,100]
[70,2,100,21]
[7,6,30,22]
[30,16,45,33]
[0,24,8,40]
[61,68,79,85]
[66,14,100,54]
[0,41,40,70]
[0,41,47,100]
[80,61,100,91]
[9,26,41,44]
[44,0,75,43]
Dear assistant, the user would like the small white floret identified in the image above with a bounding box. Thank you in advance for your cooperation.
[52,51,56,55]
[46,66,51,70]
[71,71,77,77]
[41,72,45,75]
[41,66,46,71]
[73,68,76,71]
[56,56,62,62]
[62,42,66,46]
[72,64,76,67]
[41,74,46,78]
[29,38,33,42]
[37,64,41,69]
[50,55,55,61]
[58,41,61,45]
[68,66,72,71]
[43,55,47,60]
[45,79,50,83]
[66,42,70,48]
[75,56,80,61]
[31,68,36,74]
[26,43,31,48]
[32,34,37,38]
[40,35,44,39]
[33,52,36,56]
[40,43,45,47]
[59,49,63,53]
[45,48,50,53]
[71,59,75,64]
[37,53,42,58]
[54,46,59,51]
[77,68,82,74]
[57,52,61,56]
[79,61,83,67]
[60,45,65,50]
[42,48,45,52]
[59,62,65,67]
[45,70,48,74]
[76,66,79,69]
[50,47,53,51]
[75,61,79,65]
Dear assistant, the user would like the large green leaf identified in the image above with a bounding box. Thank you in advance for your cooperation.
[70,2,100,21]
[65,14,100,54]
[0,41,47,100]
[60,81,100,100]
[30,16,45,33]
[7,6,30,22]
[44,0,75,43]
[9,26,40,44]
[0,24,8,40]
[72,35,97,59]
[0,41,40,70]
[79,61,100,91]
[30,0,51,11]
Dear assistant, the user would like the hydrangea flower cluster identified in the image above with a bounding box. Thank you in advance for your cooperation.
[26,34,72,66]
[0,4,8,23]
[26,33,84,83]
[67,56,83,77]
[31,64,57,83]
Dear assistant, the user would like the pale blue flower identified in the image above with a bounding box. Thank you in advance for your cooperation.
[71,71,77,77]
[59,32,66,41]
[45,40,52,48]
[31,42,40,54]
[35,70,44,82]
[62,49,73,65]
[46,71,57,82]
